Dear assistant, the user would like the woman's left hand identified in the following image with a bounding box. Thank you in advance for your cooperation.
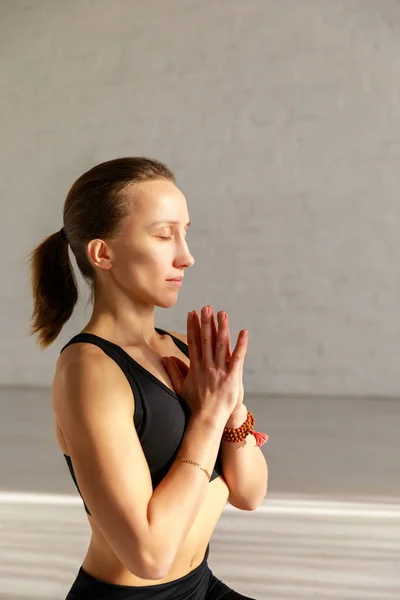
[163,305,245,417]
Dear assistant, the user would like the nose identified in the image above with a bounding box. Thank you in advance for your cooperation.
[181,251,195,269]
[186,254,195,268]
[175,240,195,269]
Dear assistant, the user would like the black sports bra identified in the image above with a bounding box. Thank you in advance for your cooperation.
[59,328,223,515]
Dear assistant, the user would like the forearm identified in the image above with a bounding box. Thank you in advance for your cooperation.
[147,410,226,576]
[221,404,268,510]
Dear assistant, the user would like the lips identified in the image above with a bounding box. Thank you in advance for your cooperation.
[167,277,183,281]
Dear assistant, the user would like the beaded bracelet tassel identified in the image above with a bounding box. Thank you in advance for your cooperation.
[222,410,268,447]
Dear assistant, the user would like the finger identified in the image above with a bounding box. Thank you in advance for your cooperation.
[191,310,202,362]
[225,312,232,363]
[215,311,230,370]
[227,329,248,375]
[187,310,200,365]
[201,305,214,367]
[208,305,218,360]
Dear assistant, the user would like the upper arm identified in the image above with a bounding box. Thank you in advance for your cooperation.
[52,345,159,579]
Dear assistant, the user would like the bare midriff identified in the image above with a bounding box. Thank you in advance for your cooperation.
[82,476,228,586]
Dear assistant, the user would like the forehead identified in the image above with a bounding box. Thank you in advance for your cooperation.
[130,180,190,225]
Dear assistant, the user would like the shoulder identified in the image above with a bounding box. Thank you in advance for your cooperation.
[167,330,188,345]
[53,343,135,417]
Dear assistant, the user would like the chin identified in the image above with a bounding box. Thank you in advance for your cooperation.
[156,295,180,309]
[156,298,178,308]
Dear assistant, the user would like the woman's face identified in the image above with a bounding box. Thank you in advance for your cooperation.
[103,179,195,307]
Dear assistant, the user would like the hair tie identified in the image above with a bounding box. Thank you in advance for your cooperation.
[59,227,67,242]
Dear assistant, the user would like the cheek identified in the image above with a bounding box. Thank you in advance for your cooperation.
[112,241,169,283]
[121,253,165,283]
[146,246,171,268]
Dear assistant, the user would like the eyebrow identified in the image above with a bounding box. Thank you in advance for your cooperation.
[150,220,191,228]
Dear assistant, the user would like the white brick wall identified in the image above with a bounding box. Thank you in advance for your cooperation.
[2,0,400,395]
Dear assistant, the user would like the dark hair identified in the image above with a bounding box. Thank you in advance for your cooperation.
[29,157,175,348]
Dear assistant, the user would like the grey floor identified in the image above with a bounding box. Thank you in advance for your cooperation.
[1,387,399,599]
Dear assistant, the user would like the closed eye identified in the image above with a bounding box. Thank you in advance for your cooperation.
[158,235,188,242]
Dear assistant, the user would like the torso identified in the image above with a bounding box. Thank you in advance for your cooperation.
[53,329,229,586]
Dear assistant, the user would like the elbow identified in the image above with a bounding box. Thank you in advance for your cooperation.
[248,485,268,511]
[142,558,172,581]
[140,566,170,581]
[228,494,258,511]
[126,543,172,581]
[242,492,267,511]
[239,498,262,511]
[245,498,264,511]
[126,557,169,581]
[144,545,174,580]
[228,487,267,511]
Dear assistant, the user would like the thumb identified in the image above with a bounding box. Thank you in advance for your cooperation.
[162,357,185,395]
[169,356,190,378]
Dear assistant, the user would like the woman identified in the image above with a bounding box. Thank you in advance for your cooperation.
[29,157,267,599]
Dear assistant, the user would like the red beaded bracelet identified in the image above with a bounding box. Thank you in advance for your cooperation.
[222,410,268,447]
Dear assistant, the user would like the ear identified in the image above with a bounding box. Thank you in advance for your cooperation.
[87,239,113,271]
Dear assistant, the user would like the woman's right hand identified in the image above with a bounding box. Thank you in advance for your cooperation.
[163,306,248,424]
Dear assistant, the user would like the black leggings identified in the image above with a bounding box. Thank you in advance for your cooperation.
[65,544,256,599]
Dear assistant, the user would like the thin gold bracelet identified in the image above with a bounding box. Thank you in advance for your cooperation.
[176,456,211,480]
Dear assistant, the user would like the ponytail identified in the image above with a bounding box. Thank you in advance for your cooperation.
[29,228,78,348]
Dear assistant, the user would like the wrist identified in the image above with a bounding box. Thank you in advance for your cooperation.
[192,409,230,432]
[225,404,248,429]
